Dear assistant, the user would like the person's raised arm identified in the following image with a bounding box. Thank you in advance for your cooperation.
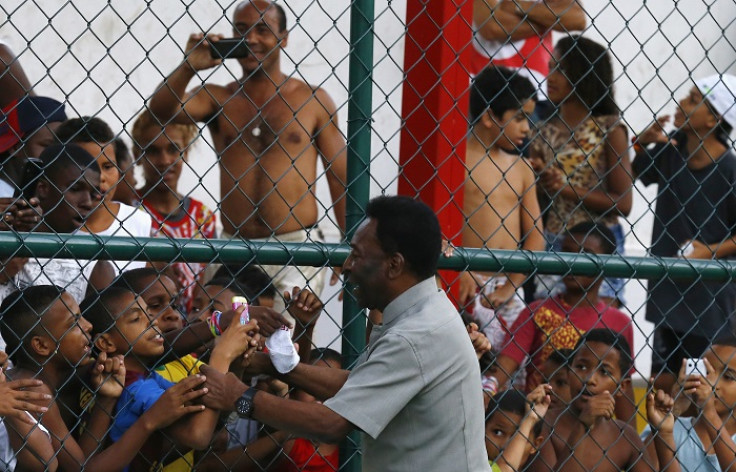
[504,0,586,33]
[84,375,209,472]
[164,320,259,451]
[285,286,323,363]
[644,385,681,472]
[314,88,347,233]
[200,366,354,444]
[0,374,56,472]
[0,43,34,107]
[77,353,126,456]
[496,384,552,472]
[162,306,290,362]
[474,0,544,42]
[631,116,676,181]
[147,33,224,126]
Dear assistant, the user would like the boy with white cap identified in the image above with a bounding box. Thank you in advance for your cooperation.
[633,74,736,393]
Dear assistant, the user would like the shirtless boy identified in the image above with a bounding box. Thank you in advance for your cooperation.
[530,329,680,472]
[461,65,544,348]
[148,0,347,310]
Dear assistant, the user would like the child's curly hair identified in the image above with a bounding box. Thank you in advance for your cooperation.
[130,111,198,155]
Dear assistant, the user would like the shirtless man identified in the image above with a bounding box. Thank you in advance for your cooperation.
[460,66,544,350]
[148,0,347,310]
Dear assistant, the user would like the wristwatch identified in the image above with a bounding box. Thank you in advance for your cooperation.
[235,388,258,419]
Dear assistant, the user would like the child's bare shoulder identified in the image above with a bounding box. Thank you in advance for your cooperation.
[607,419,651,468]
[519,157,538,182]
[6,368,52,395]
[544,408,578,445]
[613,418,646,445]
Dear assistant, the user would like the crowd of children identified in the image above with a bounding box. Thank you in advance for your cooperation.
[0,0,735,467]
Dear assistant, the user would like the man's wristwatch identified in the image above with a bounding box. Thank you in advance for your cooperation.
[235,388,258,419]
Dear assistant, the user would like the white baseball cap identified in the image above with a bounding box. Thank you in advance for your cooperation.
[694,74,736,129]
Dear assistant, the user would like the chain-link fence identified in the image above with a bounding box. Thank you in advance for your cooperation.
[0,0,735,470]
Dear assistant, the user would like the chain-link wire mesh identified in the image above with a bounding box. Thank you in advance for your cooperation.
[0,0,735,470]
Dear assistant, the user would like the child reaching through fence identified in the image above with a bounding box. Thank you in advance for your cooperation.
[642,341,736,471]
[84,286,257,471]
[530,329,681,472]
[0,285,206,472]
[484,384,551,472]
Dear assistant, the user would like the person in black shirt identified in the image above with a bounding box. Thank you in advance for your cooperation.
[633,74,736,393]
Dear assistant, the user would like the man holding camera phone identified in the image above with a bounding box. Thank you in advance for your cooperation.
[148,0,347,311]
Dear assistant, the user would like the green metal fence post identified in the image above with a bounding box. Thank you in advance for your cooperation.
[340,0,374,469]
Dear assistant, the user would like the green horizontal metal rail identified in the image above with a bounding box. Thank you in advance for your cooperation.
[1,233,735,282]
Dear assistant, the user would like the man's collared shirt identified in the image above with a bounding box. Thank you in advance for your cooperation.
[324,277,490,472]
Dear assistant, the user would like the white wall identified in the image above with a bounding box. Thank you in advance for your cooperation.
[2,0,734,374]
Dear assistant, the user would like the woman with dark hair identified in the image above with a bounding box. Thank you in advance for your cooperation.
[529,35,633,308]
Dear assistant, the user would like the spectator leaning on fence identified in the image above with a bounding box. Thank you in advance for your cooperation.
[530,329,681,472]
[196,195,491,472]
[632,74,736,394]
[460,65,545,350]
[147,0,348,314]
[86,285,258,471]
[0,285,201,472]
[528,34,633,307]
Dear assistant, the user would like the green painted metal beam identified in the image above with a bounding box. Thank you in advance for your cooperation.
[1,233,735,281]
[340,0,375,467]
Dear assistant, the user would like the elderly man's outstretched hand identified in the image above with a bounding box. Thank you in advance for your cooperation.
[199,365,247,412]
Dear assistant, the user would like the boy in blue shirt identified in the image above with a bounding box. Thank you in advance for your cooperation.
[85,286,257,470]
